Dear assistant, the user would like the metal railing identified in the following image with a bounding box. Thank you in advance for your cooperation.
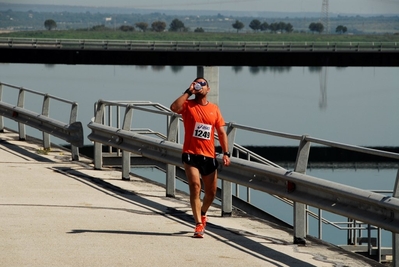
[87,99,399,264]
[0,37,398,52]
[0,82,83,160]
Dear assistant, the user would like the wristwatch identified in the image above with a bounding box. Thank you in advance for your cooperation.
[223,152,231,158]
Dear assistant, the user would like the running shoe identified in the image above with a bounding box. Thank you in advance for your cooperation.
[201,215,207,228]
[193,223,204,238]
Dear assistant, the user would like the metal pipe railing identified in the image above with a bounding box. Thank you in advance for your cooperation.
[0,82,82,160]
[1,37,398,52]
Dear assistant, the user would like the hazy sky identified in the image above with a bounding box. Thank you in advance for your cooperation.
[1,0,399,14]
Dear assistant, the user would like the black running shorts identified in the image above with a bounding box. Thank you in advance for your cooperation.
[182,153,219,176]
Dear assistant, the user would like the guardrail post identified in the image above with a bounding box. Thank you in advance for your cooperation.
[121,105,133,180]
[293,135,311,244]
[0,83,3,132]
[42,94,50,149]
[69,102,79,161]
[93,101,105,170]
[221,123,236,217]
[166,114,179,197]
[17,88,26,140]
[393,169,399,267]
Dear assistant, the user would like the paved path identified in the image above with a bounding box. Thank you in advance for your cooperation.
[0,131,384,267]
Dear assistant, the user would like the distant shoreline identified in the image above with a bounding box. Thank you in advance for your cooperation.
[0,2,397,17]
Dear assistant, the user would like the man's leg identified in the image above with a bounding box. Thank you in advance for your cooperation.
[200,170,217,215]
[184,163,202,224]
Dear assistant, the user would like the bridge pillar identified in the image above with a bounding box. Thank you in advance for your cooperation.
[196,66,219,105]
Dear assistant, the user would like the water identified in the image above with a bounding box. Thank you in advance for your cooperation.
[0,63,398,247]
[1,64,398,146]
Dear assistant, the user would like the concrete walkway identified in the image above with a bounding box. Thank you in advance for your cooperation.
[0,131,384,267]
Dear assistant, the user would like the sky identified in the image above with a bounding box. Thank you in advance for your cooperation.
[1,0,399,15]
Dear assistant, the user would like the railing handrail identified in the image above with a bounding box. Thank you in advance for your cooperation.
[229,121,399,161]
[1,37,398,52]
[305,136,399,160]
[0,82,83,159]
[1,37,398,45]
[0,82,77,105]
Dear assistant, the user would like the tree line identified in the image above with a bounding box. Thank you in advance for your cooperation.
[232,19,294,33]
[44,18,348,34]
[3,7,395,34]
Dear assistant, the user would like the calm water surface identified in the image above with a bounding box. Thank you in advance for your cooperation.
[0,64,397,146]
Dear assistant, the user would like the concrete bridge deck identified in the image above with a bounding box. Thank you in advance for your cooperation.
[0,130,385,267]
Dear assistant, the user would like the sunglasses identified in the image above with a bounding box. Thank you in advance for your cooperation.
[196,81,207,86]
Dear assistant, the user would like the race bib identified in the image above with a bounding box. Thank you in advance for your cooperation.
[193,122,212,140]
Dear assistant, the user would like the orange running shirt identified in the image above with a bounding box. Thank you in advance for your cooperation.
[178,99,225,158]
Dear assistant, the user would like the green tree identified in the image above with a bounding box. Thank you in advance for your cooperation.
[316,22,324,33]
[119,25,135,32]
[232,20,244,33]
[91,24,108,31]
[151,21,166,32]
[249,19,261,32]
[169,18,185,32]
[285,23,294,33]
[194,27,205,33]
[135,22,148,32]
[260,22,269,32]
[336,25,347,34]
[278,22,287,32]
[44,19,57,31]
[309,22,324,34]
[269,22,279,33]
[309,22,316,33]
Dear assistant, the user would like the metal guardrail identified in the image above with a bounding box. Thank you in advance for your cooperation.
[87,99,399,264]
[230,122,399,161]
[0,37,398,52]
[0,82,83,160]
